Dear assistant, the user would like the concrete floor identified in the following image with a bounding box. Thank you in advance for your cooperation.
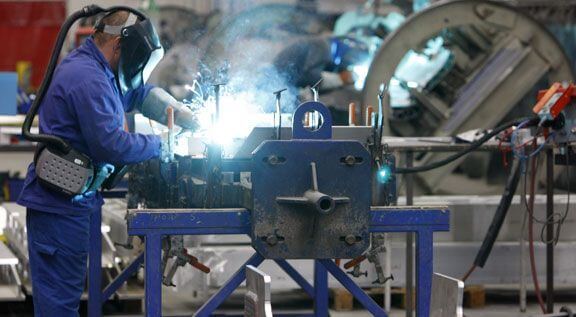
[162,288,573,316]
[330,305,567,317]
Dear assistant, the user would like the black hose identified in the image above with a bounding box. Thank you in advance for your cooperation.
[21,5,147,153]
[473,159,522,268]
[395,117,540,174]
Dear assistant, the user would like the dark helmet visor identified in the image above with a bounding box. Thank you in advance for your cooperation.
[117,19,164,94]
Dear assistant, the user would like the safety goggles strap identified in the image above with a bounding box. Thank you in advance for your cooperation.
[98,13,138,35]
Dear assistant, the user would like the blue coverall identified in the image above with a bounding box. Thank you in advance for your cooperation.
[18,37,161,316]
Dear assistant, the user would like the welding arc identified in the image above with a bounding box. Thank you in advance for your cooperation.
[395,117,540,174]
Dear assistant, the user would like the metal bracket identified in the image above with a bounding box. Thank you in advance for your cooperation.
[292,101,333,140]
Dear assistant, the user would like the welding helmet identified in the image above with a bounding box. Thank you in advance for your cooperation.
[95,12,164,94]
[329,36,370,72]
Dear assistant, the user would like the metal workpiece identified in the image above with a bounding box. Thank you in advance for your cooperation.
[430,273,464,317]
[252,101,372,259]
[244,265,273,317]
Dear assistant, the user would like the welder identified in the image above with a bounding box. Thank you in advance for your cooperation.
[273,36,368,91]
[17,10,196,316]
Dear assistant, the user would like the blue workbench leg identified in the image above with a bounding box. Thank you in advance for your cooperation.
[416,230,434,317]
[102,252,145,303]
[145,234,163,317]
[88,209,102,317]
[195,252,265,317]
[314,260,329,316]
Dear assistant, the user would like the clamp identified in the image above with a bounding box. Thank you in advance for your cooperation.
[344,234,393,284]
[161,236,210,287]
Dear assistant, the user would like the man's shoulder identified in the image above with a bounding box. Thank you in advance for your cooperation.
[56,53,110,89]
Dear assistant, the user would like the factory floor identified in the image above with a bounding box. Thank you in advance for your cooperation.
[161,288,574,316]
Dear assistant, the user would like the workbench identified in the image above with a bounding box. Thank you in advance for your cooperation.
[87,206,448,317]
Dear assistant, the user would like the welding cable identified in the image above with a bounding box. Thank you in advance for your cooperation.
[511,121,554,161]
[462,159,522,281]
[395,117,540,174]
[540,147,571,245]
[477,160,523,265]
[527,141,547,314]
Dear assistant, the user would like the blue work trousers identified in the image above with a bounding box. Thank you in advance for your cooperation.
[26,208,95,317]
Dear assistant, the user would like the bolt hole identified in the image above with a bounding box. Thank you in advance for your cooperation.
[302,110,324,132]
[319,198,333,211]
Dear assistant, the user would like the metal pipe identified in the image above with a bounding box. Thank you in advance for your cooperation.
[273,89,286,140]
[365,106,374,127]
[304,190,335,215]
[384,233,391,312]
[546,148,555,313]
[520,165,528,312]
[405,151,414,317]
[166,106,175,162]
[349,102,357,126]
[214,84,221,126]
[310,162,319,191]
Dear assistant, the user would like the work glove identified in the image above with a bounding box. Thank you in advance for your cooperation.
[140,87,199,131]
[173,105,198,130]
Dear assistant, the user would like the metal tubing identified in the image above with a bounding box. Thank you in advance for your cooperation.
[320,259,387,316]
[102,252,144,303]
[195,253,265,317]
[546,148,554,313]
[349,102,357,126]
[365,106,374,126]
[416,230,434,317]
[88,210,102,317]
[314,260,329,316]
[145,234,163,317]
[273,88,286,140]
[405,151,414,317]
[520,173,528,312]
[274,259,315,298]
[384,233,392,312]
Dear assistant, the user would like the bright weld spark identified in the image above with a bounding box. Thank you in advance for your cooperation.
[196,90,268,146]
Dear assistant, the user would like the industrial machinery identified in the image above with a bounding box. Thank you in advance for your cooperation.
[148,0,576,195]
[362,0,575,192]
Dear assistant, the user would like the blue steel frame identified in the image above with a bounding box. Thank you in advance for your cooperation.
[87,207,448,317]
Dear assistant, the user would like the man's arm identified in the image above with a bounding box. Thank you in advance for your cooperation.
[70,79,161,165]
[125,85,198,130]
